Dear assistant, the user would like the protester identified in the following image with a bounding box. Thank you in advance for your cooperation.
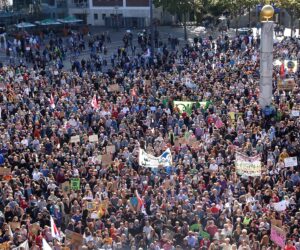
[0,26,299,250]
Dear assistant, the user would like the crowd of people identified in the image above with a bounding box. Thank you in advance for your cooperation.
[0,24,299,250]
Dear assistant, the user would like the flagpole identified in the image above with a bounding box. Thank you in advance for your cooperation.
[149,0,154,59]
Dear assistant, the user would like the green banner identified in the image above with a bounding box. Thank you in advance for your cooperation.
[71,178,80,190]
[199,230,210,239]
[173,101,209,115]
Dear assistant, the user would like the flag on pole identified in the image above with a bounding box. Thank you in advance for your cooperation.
[135,190,147,215]
[49,94,55,109]
[50,216,61,240]
[91,95,100,110]
[215,117,224,129]
[12,240,29,250]
[42,238,52,250]
[135,190,144,208]
[280,63,285,79]
[8,225,13,238]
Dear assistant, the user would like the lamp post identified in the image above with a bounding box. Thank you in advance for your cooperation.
[259,4,274,108]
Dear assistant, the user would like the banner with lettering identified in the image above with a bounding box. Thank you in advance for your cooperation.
[173,101,208,115]
[273,200,287,212]
[139,148,172,168]
[284,59,298,73]
[270,224,286,248]
[235,152,261,177]
[71,178,80,190]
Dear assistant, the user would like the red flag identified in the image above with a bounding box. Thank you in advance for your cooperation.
[91,95,100,110]
[131,88,137,97]
[215,118,224,129]
[50,216,61,240]
[49,94,55,109]
[280,63,285,79]
[135,190,144,208]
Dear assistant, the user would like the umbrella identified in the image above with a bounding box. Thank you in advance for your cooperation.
[35,19,61,26]
[15,22,36,28]
[58,16,83,24]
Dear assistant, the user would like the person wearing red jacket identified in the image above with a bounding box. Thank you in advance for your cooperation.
[284,240,296,250]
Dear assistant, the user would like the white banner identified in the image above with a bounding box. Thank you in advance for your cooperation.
[12,240,29,250]
[284,157,298,168]
[273,200,287,212]
[291,110,300,117]
[139,148,172,168]
[235,152,261,177]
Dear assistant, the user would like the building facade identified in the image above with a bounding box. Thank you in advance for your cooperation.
[68,0,155,28]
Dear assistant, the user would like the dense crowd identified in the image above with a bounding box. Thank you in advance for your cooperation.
[0,26,299,250]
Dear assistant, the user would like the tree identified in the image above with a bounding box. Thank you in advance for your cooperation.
[216,0,260,31]
[274,0,300,36]
[153,0,203,40]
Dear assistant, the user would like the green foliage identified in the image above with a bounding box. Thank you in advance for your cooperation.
[209,0,260,17]
[274,0,300,19]
[153,0,202,16]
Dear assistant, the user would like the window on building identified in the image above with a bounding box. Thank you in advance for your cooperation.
[94,13,98,20]
[71,0,87,7]
[102,14,106,20]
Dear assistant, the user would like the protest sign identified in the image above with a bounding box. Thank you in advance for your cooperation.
[229,112,235,122]
[173,101,195,115]
[70,135,80,143]
[277,78,295,91]
[87,202,96,211]
[199,230,210,239]
[0,242,10,250]
[92,155,102,164]
[174,138,187,147]
[90,212,99,219]
[9,222,21,231]
[173,101,208,115]
[284,157,298,168]
[273,200,287,212]
[190,223,202,232]
[291,110,300,117]
[284,59,298,73]
[187,137,198,147]
[108,84,120,92]
[101,154,112,166]
[0,168,11,176]
[70,178,80,190]
[271,219,283,227]
[106,145,116,154]
[178,137,187,145]
[29,223,40,235]
[62,181,70,194]
[270,225,286,248]
[65,229,83,245]
[89,134,98,143]
[97,202,107,218]
[139,148,172,168]
[235,152,261,177]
